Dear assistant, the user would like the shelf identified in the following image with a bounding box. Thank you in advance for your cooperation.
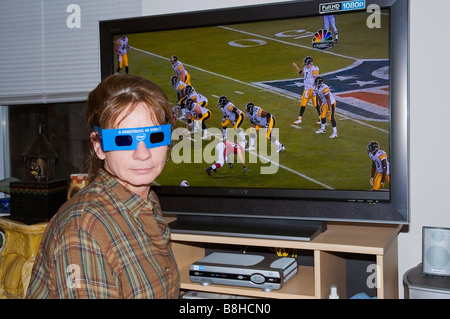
[171,222,401,255]
[179,265,315,299]
[169,221,401,299]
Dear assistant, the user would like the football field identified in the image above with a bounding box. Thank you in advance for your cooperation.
[117,10,390,191]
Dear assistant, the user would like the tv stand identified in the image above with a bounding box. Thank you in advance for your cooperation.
[167,219,401,299]
[169,215,326,242]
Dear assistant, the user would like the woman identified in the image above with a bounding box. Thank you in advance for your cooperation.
[26,74,180,299]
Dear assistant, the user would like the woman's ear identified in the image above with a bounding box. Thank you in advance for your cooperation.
[90,132,106,160]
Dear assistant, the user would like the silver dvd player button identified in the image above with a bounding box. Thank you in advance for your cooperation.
[250,274,265,284]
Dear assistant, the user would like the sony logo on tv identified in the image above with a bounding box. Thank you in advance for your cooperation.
[228,189,249,195]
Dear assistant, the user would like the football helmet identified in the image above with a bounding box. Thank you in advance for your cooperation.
[218,96,228,108]
[303,56,313,66]
[170,75,179,87]
[246,102,255,114]
[170,55,178,64]
[315,76,324,88]
[185,98,194,111]
[367,141,380,154]
[185,85,194,96]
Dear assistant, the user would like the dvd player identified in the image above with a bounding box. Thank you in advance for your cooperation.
[189,252,298,292]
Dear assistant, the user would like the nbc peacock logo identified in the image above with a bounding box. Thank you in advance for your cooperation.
[312,29,334,50]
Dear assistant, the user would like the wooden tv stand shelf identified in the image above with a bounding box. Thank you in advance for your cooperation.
[169,221,401,299]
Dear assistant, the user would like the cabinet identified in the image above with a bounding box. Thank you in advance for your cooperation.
[170,222,401,299]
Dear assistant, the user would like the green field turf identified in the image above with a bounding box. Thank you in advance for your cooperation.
[114,10,390,192]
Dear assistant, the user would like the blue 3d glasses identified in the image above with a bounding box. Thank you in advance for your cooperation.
[94,124,171,151]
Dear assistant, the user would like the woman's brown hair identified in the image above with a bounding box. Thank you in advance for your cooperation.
[85,74,173,182]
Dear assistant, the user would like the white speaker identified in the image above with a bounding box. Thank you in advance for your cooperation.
[422,226,450,276]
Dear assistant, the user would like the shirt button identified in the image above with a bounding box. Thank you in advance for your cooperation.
[165,267,170,273]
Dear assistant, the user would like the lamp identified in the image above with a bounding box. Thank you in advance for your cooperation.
[22,124,57,182]
[10,124,67,224]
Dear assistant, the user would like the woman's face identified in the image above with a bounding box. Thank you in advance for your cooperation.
[92,102,168,198]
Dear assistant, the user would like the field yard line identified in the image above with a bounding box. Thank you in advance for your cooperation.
[132,46,388,135]
[130,45,298,101]
[248,150,335,190]
[218,26,358,61]
[343,116,388,134]
[130,45,254,88]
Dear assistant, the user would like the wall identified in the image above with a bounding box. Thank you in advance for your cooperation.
[400,0,450,296]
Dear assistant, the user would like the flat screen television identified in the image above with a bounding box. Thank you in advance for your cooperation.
[99,0,409,241]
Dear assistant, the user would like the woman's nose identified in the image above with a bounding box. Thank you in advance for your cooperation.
[133,141,151,160]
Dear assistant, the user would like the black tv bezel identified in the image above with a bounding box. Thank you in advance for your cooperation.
[99,0,409,236]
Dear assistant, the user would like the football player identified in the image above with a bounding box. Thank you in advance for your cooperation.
[115,34,129,74]
[245,102,285,153]
[206,141,247,175]
[185,85,208,109]
[185,98,211,139]
[323,15,339,43]
[292,56,321,125]
[171,75,188,120]
[170,55,191,86]
[314,76,338,139]
[367,141,390,191]
[218,96,247,145]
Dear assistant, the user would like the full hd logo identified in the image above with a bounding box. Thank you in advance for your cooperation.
[320,0,366,14]
[320,2,341,14]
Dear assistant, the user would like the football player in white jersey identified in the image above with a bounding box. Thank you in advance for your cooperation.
[183,85,208,133]
[292,56,321,125]
[170,55,191,86]
[171,75,188,120]
[314,76,338,139]
[115,34,129,74]
[184,98,211,139]
[217,96,247,145]
[323,15,339,43]
[185,85,208,109]
[367,141,390,191]
[245,102,285,153]
[205,141,247,176]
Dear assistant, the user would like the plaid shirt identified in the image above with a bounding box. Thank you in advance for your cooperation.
[26,169,180,299]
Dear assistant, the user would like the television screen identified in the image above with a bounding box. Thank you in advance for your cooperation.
[100,0,409,240]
